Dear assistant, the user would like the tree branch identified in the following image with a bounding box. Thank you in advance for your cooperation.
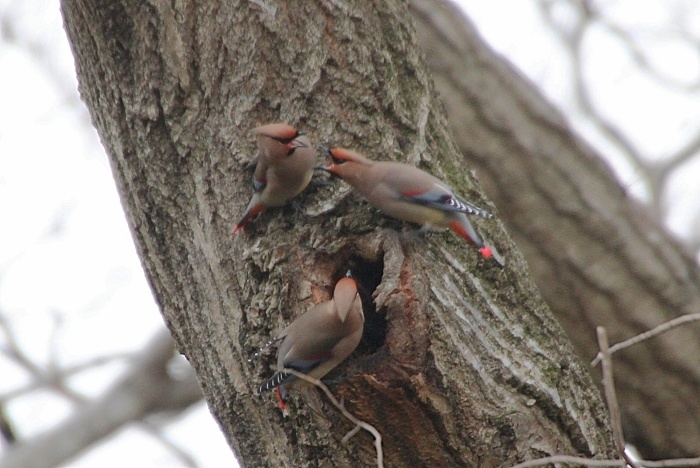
[284,369,384,468]
[0,330,202,468]
[591,313,700,367]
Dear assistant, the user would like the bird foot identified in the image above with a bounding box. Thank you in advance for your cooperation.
[287,200,304,214]
[308,175,332,188]
[243,155,258,171]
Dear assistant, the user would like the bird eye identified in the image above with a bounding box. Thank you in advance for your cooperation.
[331,156,345,165]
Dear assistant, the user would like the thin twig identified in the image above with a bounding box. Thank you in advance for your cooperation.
[592,313,700,367]
[511,454,700,468]
[641,457,700,467]
[283,368,384,468]
[0,352,132,402]
[341,425,362,444]
[517,316,700,468]
[138,419,199,468]
[596,327,641,468]
[511,454,626,467]
[0,403,17,445]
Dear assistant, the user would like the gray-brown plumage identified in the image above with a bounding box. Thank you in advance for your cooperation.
[321,147,494,258]
[258,274,364,407]
[234,123,316,233]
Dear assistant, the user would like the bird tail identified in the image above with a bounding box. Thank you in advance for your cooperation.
[233,195,264,234]
[257,371,291,410]
[449,214,492,258]
[258,370,295,394]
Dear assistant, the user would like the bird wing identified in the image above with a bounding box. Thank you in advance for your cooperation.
[252,177,266,192]
[399,183,492,218]
[257,357,327,394]
[252,158,268,192]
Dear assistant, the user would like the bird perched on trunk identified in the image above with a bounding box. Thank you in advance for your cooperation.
[256,273,364,409]
[233,123,317,233]
[319,147,494,258]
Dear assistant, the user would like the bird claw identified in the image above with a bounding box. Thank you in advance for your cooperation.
[289,200,305,214]
[243,155,258,171]
[309,175,332,187]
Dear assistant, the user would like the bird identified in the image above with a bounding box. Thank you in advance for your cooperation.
[256,273,364,409]
[233,123,317,233]
[319,147,494,258]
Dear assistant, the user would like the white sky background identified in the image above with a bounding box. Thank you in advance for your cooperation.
[1,0,699,466]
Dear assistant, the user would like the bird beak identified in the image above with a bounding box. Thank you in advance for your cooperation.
[314,146,336,174]
[314,161,338,175]
[288,139,308,149]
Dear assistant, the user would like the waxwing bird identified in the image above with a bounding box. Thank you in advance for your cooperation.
[320,147,494,258]
[257,273,364,409]
[233,123,317,233]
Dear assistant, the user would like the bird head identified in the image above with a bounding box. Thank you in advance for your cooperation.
[333,273,359,322]
[315,147,369,178]
[286,134,309,156]
[254,123,308,157]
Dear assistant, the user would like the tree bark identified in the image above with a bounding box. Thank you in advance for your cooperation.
[60,0,616,466]
[411,0,700,458]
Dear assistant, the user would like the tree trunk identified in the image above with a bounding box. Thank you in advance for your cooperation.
[60,0,616,466]
[411,0,700,458]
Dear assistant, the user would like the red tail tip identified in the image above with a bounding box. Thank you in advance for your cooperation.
[275,387,286,411]
[479,246,493,258]
[233,204,265,234]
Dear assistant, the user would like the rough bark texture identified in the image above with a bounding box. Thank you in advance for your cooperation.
[412,0,700,459]
[60,0,616,466]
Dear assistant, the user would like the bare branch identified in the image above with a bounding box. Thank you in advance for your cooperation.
[641,457,700,467]
[655,129,700,183]
[537,0,651,195]
[516,317,700,467]
[0,330,202,468]
[283,369,384,468]
[592,313,700,367]
[0,352,132,402]
[137,419,199,468]
[518,323,700,468]
[0,314,44,377]
[596,326,639,467]
[593,8,700,92]
[511,454,625,467]
[512,454,700,468]
[0,310,132,404]
[0,405,16,445]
